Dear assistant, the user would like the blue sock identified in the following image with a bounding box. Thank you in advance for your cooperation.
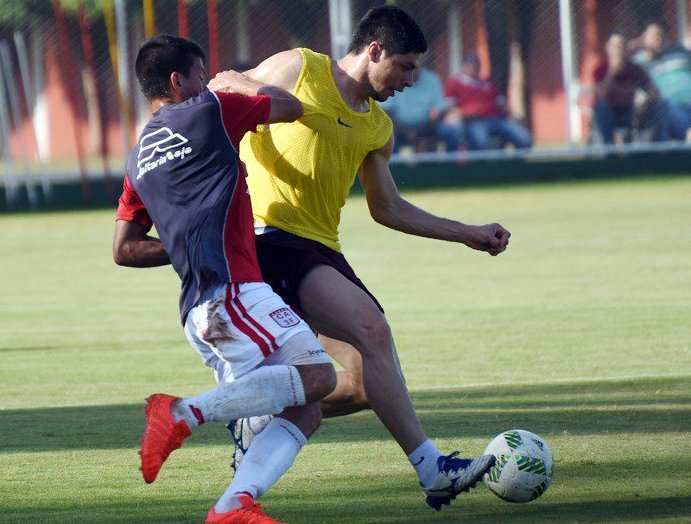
[408,439,443,487]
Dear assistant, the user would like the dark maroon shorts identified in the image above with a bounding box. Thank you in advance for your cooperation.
[255,229,384,316]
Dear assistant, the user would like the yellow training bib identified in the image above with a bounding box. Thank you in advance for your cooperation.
[241,48,393,252]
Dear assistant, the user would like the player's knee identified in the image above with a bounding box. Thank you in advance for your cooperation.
[298,363,337,403]
[352,316,392,358]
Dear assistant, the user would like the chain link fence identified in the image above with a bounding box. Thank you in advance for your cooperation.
[0,0,689,204]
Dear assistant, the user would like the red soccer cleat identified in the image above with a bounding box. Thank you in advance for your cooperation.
[139,393,191,483]
[205,495,284,524]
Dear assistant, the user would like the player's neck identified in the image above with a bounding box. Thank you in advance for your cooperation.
[150,98,175,113]
[334,54,370,111]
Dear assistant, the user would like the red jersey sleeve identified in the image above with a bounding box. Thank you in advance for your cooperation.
[444,77,459,99]
[212,91,271,149]
[115,176,153,229]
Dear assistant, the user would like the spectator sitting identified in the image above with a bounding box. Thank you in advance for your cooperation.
[444,52,532,150]
[631,21,691,141]
[591,31,668,144]
[380,66,462,152]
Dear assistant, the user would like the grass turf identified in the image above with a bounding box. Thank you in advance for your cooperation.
[1,176,690,523]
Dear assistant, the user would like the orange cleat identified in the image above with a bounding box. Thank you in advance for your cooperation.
[205,495,285,524]
[139,394,191,483]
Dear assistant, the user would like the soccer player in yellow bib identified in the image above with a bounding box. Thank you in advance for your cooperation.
[210,5,511,511]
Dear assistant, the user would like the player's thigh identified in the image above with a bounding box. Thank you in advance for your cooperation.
[187,282,316,381]
[183,317,228,384]
[298,264,390,349]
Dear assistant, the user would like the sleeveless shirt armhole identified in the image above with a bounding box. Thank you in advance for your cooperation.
[293,48,310,96]
[370,108,394,151]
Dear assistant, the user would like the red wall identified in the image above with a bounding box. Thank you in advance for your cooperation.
[528,1,568,143]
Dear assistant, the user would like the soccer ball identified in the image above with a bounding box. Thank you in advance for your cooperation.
[483,429,553,503]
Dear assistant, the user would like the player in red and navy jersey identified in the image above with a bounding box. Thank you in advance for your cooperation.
[113,35,335,524]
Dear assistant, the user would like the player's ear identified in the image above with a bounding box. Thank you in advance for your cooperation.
[170,71,183,93]
[367,41,383,63]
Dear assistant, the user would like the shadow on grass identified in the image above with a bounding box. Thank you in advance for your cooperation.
[1,375,689,453]
[277,491,691,524]
[2,489,690,524]
[0,344,66,353]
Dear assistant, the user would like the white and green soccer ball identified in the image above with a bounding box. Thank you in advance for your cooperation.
[483,429,554,503]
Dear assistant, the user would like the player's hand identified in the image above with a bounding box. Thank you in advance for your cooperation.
[207,70,239,92]
[462,223,511,256]
[207,70,258,94]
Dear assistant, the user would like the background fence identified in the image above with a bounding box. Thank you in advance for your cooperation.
[0,0,689,208]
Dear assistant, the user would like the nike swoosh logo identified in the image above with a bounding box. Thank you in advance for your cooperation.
[337,116,352,128]
[412,456,425,466]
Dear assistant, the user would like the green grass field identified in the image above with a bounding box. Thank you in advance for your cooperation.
[1,176,690,523]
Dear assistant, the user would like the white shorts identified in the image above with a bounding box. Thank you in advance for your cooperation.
[184,282,331,383]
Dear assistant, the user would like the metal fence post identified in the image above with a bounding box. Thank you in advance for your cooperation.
[329,0,352,59]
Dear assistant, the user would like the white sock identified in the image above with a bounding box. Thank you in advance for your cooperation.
[172,365,305,428]
[408,439,443,488]
[215,417,307,513]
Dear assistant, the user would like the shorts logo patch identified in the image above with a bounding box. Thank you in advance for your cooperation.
[270,308,300,328]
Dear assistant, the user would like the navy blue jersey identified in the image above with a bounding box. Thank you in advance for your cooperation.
[117,89,271,323]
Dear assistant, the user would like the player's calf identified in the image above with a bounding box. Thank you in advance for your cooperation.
[175,363,333,429]
[227,365,335,472]
[319,370,369,417]
[216,406,320,515]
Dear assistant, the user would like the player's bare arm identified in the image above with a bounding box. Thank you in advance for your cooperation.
[358,135,510,256]
[243,49,304,93]
[113,219,170,267]
[207,67,302,123]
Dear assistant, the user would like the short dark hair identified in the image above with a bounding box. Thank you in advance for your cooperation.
[347,6,427,56]
[135,34,206,101]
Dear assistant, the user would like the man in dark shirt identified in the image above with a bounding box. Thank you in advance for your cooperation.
[591,31,668,144]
